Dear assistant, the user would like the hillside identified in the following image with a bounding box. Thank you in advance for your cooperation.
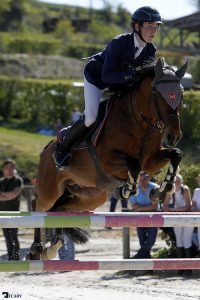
[0,54,84,79]
[0,126,52,179]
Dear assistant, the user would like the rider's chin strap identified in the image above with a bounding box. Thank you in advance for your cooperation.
[134,26,148,44]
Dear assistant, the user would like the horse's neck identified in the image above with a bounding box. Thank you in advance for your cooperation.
[135,77,153,118]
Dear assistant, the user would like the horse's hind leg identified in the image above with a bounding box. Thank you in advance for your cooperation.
[26,228,43,260]
[40,228,64,260]
[25,199,43,260]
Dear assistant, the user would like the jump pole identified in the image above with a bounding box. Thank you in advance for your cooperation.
[1,259,200,273]
[0,212,200,228]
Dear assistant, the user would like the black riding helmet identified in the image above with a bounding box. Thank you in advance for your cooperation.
[131,6,162,43]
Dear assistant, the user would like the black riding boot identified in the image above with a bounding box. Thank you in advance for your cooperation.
[176,247,184,275]
[184,247,192,276]
[53,117,89,169]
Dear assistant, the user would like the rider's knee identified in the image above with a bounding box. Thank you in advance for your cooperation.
[85,116,95,127]
[57,127,69,141]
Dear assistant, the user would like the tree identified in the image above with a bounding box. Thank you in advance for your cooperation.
[0,0,28,31]
[115,5,131,29]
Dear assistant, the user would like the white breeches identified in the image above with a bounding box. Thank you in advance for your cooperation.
[84,76,103,127]
[174,227,194,248]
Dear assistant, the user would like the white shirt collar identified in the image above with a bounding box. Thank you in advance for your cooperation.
[134,33,146,58]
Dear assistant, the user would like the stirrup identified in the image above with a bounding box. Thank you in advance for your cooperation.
[59,153,72,170]
[53,152,72,170]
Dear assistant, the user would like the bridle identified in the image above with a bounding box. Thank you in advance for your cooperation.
[138,70,183,133]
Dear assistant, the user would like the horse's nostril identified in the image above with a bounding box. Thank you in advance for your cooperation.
[167,134,174,145]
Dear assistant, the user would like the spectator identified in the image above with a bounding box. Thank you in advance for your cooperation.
[54,118,63,135]
[129,171,159,259]
[71,107,82,124]
[109,193,128,212]
[192,174,200,255]
[58,230,75,261]
[107,194,128,230]
[0,159,23,260]
[163,174,193,276]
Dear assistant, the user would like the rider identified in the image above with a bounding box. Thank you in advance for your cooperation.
[54,6,162,169]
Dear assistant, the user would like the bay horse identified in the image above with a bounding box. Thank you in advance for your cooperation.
[28,58,188,260]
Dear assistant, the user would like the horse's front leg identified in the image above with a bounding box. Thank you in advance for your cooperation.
[115,158,140,200]
[146,147,182,202]
[158,148,182,199]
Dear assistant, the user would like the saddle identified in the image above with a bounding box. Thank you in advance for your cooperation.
[72,91,114,150]
[73,85,135,150]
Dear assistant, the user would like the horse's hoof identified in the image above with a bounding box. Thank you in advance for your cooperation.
[114,187,128,200]
[26,252,40,260]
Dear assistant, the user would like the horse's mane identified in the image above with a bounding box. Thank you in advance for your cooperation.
[134,58,175,89]
[42,139,54,152]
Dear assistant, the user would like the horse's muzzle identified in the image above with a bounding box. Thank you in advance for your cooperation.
[166,131,182,146]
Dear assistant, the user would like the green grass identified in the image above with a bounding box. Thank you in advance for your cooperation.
[0,126,54,179]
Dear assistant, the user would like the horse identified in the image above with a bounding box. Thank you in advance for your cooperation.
[28,57,188,260]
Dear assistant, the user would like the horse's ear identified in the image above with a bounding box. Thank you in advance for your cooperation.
[175,60,188,79]
[154,57,165,79]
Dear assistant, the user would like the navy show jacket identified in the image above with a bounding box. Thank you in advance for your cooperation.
[84,32,156,90]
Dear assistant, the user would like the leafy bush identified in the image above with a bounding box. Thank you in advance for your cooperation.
[179,164,200,194]
[0,76,84,128]
[54,20,75,40]
[188,56,200,84]
[88,20,122,44]
[0,33,62,55]
[157,50,184,65]
[181,91,200,141]
[63,42,104,58]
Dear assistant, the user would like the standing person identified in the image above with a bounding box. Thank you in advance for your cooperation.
[71,107,82,124]
[129,171,159,259]
[54,118,63,135]
[192,174,200,255]
[107,194,128,230]
[58,230,75,261]
[109,193,128,212]
[163,174,193,276]
[0,159,23,261]
[53,6,162,169]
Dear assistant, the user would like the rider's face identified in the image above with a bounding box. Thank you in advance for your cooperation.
[140,22,159,43]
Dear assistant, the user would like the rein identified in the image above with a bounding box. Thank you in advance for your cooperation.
[137,89,165,133]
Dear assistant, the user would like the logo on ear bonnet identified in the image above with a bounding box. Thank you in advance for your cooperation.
[168,92,177,101]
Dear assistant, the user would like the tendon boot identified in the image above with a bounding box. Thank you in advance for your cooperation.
[53,116,89,169]
[184,247,192,276]
[176,247,184,275]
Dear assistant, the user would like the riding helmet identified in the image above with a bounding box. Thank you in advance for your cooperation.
[131,6,162,24]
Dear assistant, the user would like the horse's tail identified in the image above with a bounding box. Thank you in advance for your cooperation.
[64,228,89,244]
